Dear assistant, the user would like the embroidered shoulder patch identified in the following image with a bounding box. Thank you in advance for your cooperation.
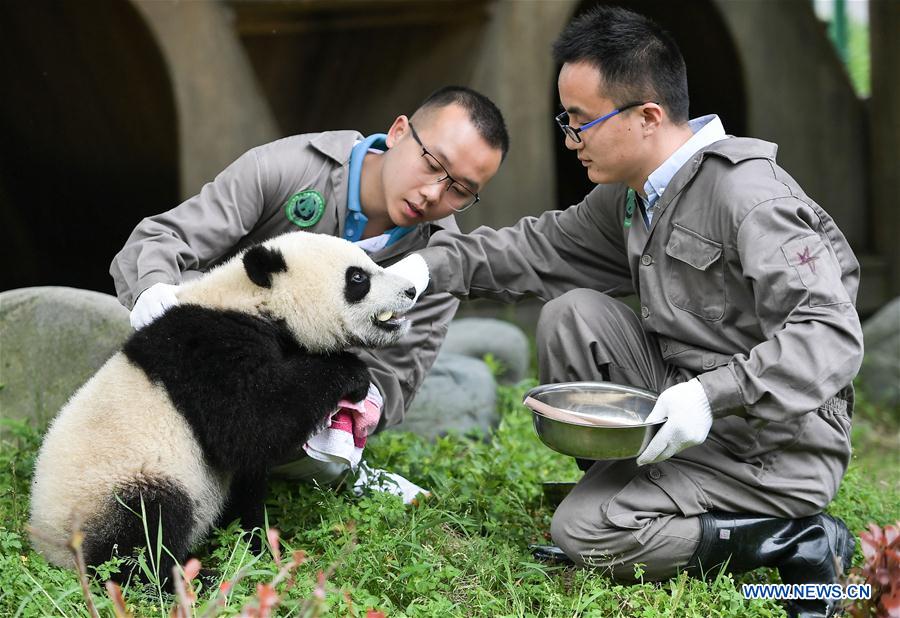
[284,190,325,228]
[780,235,851,307]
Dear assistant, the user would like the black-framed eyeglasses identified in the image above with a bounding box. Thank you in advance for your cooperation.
[555,101,649,143]
[409,123,480,213]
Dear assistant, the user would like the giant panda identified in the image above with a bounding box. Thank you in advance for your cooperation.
[29,231,418,584]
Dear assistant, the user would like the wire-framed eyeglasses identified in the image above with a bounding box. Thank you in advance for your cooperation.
[409,123,480,213]
[555,101,649,143]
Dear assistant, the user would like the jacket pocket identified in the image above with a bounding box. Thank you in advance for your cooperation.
[756,407,851,510]
[664,224,726,320]
[605,462,710,544]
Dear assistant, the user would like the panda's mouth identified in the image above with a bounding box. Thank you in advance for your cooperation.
[373,310,409,331]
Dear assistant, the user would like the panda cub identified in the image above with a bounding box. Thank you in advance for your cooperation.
[30,231,418,584]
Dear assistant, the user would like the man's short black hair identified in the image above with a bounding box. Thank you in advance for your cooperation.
[552,6,689,124]
[416,86,510,160]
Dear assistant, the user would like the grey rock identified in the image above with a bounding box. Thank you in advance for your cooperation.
[443,317,530,384]
[396,352,498,440]
[858,297,900,414]
[0,287,131,427]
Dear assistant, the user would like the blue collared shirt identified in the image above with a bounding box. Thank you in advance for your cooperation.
[344,133,414,250]
[641,114,728,226]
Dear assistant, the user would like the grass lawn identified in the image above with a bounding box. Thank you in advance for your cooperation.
[1,379,897,617]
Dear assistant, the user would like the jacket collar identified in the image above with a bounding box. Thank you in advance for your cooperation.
[370,214,459,263]
[309,130,364,165]
[662,137,780,209]
[645,137,779,231]
[701,137,778,164]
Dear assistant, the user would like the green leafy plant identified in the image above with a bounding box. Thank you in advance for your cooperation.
[481,353,507,380]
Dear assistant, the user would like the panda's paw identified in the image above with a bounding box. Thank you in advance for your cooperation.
[344,378,371,405]
[342,363,372,404]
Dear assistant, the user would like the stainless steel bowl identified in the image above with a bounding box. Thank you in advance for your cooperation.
[524,382,662,460]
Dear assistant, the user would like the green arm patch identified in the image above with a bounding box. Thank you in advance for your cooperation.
[284,190,325,228]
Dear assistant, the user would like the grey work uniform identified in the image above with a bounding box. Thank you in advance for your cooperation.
[417,137,863,580]
[111,131,460,432]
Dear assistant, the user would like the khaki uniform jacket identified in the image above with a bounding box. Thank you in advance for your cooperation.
[110,131,461,429]
[419,137,863,457]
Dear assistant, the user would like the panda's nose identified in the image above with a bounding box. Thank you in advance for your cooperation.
[403,286,416,300]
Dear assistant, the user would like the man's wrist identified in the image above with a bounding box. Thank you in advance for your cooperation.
[132,275,173,309]
[686,378,713,422]
[696,367,745,419]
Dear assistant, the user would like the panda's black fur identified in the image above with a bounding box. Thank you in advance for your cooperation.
[88,305,370,583]
[242,243,288,288]
[81,477,195,582]
[124,305,370,475]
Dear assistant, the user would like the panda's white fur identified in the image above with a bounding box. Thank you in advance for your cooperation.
[178,231,414,352]
[30,231,417,579]
[30,355,229,567]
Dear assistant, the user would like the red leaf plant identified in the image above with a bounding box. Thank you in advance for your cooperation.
[845,521,900,618]
[50,520,386,618]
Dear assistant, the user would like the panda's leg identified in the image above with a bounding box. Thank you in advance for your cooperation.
[217,470,268,553]
[83,478,194,591]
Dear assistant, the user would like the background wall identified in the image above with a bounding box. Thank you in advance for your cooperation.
[1,0,894,314]
[0,0,178,294]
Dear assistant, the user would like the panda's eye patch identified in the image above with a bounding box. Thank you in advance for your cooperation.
[344,267,371,303]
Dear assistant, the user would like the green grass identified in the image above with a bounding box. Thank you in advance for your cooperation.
[1,380,897,617]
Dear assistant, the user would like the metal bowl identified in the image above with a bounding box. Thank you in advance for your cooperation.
[524,382,662,460]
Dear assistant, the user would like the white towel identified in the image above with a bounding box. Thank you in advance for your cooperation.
[303,383,431,504]
[304,383,382,470]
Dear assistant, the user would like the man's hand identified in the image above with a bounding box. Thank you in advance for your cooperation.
[636,378,713,466]
[384,254,429,302]
[130,282,179,329]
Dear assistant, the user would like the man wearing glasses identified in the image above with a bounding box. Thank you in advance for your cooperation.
[395,8,861,617]
[111,86,508,485]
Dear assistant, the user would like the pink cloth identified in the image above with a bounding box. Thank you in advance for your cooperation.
[304,383,383,469]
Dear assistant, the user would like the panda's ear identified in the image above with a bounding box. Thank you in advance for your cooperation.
[243,244,288,288]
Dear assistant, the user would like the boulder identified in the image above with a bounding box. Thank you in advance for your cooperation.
[858,297,900,415]
[0,287,131,427]
[397,352,498,440]
[0,288,509,438]
[443,317,530,384]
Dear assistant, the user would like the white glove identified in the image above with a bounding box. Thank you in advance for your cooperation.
[636,378,713,466]
[130,282,180,329]
[384,254,429,301]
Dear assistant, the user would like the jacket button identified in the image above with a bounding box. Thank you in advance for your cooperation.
[641,254,653,266]
[641,306,650,319]
[648,467,661,480]
[703,357,715,369]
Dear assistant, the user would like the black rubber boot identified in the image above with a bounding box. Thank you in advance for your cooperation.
[686,512,855,618]
[529,544,575,565]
